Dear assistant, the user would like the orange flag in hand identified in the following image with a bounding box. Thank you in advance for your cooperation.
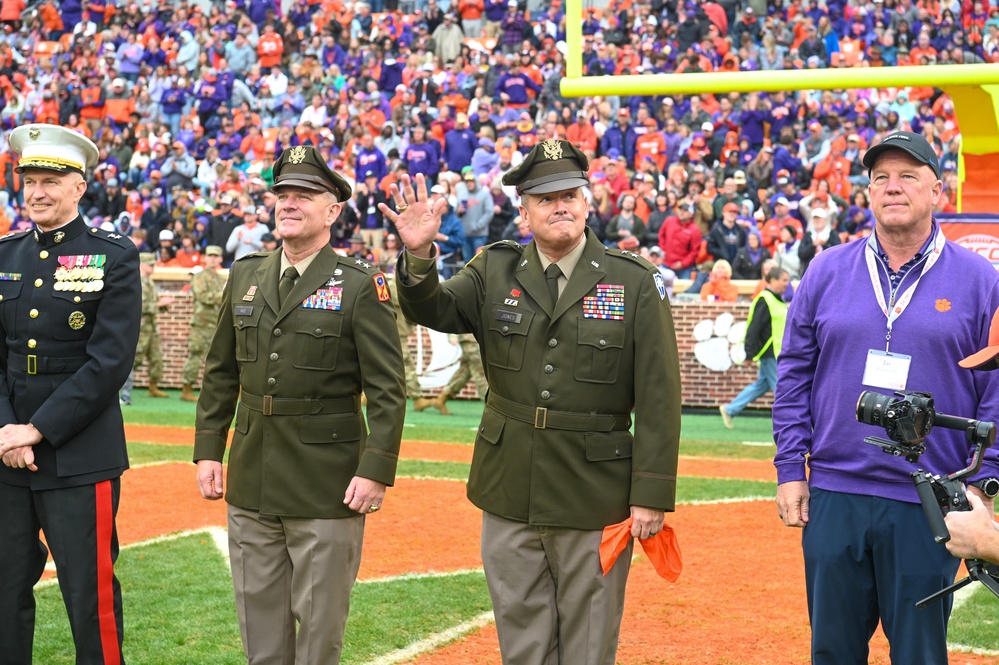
[599,517,682,582]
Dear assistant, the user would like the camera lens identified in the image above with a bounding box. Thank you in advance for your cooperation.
[857,390,895,426]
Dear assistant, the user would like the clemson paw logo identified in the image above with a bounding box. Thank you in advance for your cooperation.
[935,299,952,312]
[693,312,747,371]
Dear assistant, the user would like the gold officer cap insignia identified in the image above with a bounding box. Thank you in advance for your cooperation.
[289,146,307,164]
[28,127,40,140]
[542,139,563,161]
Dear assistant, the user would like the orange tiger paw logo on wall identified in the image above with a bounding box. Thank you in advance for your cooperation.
[936,299,952,313]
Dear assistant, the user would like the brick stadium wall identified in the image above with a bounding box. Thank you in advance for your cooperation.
[143,277,770,411]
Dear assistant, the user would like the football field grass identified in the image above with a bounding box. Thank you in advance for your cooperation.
[30,393,999,664]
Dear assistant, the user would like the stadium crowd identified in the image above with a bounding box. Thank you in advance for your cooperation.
[0,0,978,291]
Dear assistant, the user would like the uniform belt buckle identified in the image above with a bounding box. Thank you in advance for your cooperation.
[27,355,37,375]
[262,395,273,416]
[534,407,547,429]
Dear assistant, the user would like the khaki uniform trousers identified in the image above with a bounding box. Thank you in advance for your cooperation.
[481,512,633,665]
[228,505,364,665]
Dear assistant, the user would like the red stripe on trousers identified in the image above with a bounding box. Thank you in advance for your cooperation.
[95,480,121,665]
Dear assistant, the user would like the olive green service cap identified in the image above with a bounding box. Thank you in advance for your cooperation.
[271,145,352,202]
[9,125,100,175]
[139,252,156,265]
[502,139,589,195]
[204,245,223,256]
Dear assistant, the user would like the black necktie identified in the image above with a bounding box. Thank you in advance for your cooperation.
[279,266,299,307]
[545,263,562,308]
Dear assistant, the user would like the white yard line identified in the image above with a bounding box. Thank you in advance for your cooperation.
[360,611,495,665]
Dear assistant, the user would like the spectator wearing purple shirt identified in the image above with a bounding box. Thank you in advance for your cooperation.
[404,126,441,183]
[356,135,388,184]
[775,131,999,665]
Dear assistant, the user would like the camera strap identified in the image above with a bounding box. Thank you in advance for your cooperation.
[864,226,945,352]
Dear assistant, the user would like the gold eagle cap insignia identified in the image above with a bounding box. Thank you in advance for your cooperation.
[289,146,308,164]
[542,139,563,161]
[28,127,40,140]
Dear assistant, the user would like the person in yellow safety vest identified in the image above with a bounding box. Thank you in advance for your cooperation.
[719,266,790,428]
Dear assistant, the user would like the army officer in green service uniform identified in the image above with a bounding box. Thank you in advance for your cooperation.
[194,145,406,665]
[383,139,682,665]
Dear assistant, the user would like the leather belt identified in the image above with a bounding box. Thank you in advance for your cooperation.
[8,352,89,375]
[240,392,360,417]
[485,392,631,432]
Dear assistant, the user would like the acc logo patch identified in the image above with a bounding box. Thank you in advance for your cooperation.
[373,273,390,302]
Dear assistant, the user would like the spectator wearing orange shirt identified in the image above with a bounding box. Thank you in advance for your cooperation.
[34,90,59,125]
[908,31,938,64]
[257,23,284,72]
[358,94,386,137]
[812,139,852,199]
[0,0,26,28]
[38,1,63,36]
[700,259,739,302]
[239,125,268,162]
[77,72,106,136]
[759,197,802,252]
[634,117,667,172]
[566,111,598,159]
[458,0,485,37]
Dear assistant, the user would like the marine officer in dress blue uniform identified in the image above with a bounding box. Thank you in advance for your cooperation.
[0,125,142,664]
[386,139,682,665]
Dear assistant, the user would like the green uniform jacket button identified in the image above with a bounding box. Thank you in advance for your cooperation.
[331,432,338,440]
[541,390,551,399]
[548,338,557,348]
[315,328,322,335]
[544,364,554,373]
[270,353,279,361]
[274,329,282,336]
[599,338,607,346]
[267,378,276,386]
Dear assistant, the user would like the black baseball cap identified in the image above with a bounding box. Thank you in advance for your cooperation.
[862,131,940,178]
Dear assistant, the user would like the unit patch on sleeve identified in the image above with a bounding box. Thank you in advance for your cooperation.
[373,273,390,302]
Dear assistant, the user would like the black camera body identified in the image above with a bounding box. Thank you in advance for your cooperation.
[857,389,995,522]
[856,390,935,463]
[857,389,999,606]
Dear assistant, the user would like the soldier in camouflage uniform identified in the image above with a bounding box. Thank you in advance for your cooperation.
[387,273,422,400]
[422,333,487,414]
[181,245,226,401]
[131,252,173,398]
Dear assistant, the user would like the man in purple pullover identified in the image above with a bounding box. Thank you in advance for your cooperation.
[774,131,999,665]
